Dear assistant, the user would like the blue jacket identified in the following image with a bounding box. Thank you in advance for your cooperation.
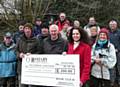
[33,25,41,36]
[0,42,17,77]
[109,29,120,51]
[109,29,120,79]
[13,31,24,44]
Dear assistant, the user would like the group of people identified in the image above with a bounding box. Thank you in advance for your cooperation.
[0,12,120,87]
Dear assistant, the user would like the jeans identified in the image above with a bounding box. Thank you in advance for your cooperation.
[0,77,16,87]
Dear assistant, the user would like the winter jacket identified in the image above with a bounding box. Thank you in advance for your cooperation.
[43,35,68,54]
[13,31,24,44]
[16,35,43,74]
[67,41,91,84]
[91,41,116,80]
[109,29,120,75]
[33,25,42,36]
[0,42,17,77]
[60,29,68,40]
[16,34,42,57]
[55,19,70,31]
[109,29,120,51]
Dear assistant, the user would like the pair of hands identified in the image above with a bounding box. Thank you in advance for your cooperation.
[95,58,101,64]
[19,53,31,58]
[94,56,102,66]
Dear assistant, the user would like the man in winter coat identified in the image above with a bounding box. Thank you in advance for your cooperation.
[0,32,17,87]
[55,12,70,31]
[109,20,120,87]
[13,20,26,44]
[43,24,68,54]
[16,23,43,87]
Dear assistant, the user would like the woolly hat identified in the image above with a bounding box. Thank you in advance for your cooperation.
[99,28,109,39]
[24,23,33,30]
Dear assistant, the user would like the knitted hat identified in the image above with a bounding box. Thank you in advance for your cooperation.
[24,23,33,30]
[99,28,109,39]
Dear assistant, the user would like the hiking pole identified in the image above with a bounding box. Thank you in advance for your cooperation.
[100,65,104,87]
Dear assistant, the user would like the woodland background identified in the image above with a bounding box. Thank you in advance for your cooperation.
[0,0,120,40]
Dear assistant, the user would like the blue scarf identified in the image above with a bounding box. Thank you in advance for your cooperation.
[97,40,108,49]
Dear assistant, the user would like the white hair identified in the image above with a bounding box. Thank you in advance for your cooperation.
[74,20,80,27]
[49,24,59,31]
[60,13,66,17]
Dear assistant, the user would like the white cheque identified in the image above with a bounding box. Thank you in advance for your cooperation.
[21,54,80,87]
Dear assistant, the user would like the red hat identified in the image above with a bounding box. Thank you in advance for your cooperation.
[99,28,109,39]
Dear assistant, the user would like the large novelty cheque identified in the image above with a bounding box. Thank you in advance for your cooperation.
[21,54,80,87]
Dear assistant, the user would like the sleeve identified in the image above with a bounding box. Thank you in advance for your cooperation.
[63,40,68,52]
[33,26,37,36]
[12,33,16,43]
[91,45,97,63]
[97,26,100,33]
[81,45,91,84]
[15,39,22,61]
[101,44,116,69]
[83,25,87,30]
[0,44,2,56]
[35,38,44,54]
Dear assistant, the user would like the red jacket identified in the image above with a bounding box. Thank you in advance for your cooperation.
[67,41,91,84]
[55,19,70,31]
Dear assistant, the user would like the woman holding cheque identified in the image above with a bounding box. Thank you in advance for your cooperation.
[66,28,91,87]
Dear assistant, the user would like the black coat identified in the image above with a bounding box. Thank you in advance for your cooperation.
[109,29,120,82]
[16,35,43,74]
[43,35,68,54]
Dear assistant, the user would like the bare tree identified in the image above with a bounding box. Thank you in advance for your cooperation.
[0,0,120,32]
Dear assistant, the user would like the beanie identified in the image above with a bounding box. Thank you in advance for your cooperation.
[99,28,109,39]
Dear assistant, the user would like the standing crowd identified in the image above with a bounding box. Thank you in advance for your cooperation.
[0,12,120,87]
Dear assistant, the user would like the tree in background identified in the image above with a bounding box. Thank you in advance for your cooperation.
[0,0,120,33]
